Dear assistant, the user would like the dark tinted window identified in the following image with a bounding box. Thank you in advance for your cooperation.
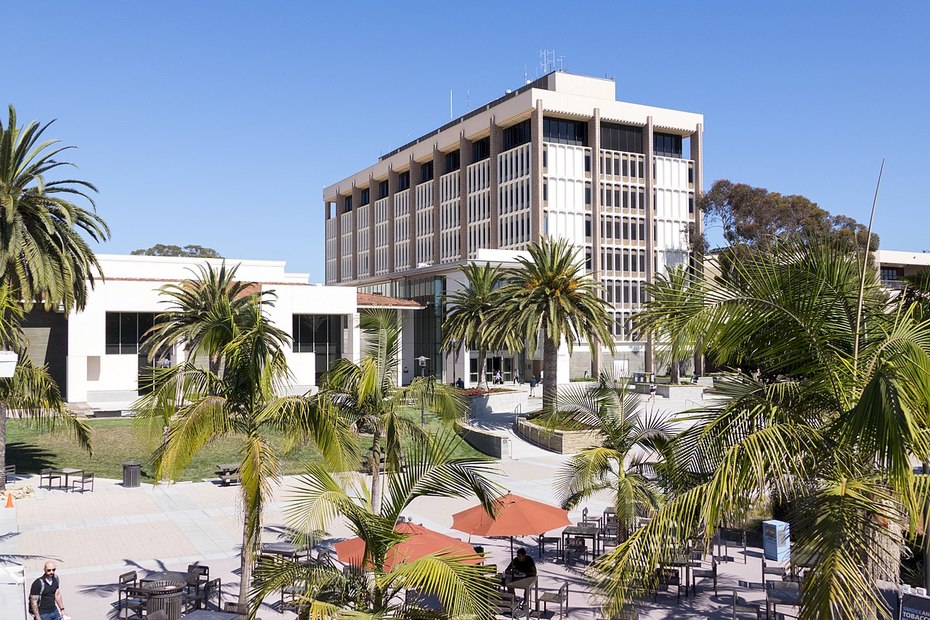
[502,120,532,150]
[444,150,460,173]
[601,122,644,153]
[378,180,389,199]
[543,117,588,146]
[360,188,370,206]
[472,137,490,161]
[398,171,410,191]
[653,133,683,158]
[420,161,433,184]
[106,312,156,355]
[343,196,353,213]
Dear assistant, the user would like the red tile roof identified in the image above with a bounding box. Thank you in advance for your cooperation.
[357,292,424,309]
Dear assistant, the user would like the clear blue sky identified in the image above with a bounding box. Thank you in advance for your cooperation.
[4,1,928,281]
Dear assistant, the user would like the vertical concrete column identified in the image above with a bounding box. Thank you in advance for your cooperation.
[691,123,705,376]
[409,154,418,269]
[334,193,343,282]
[350,183,360,282]
[387,167,398,274]
[433,145,442,265]
[589,109,602,376]
[530,101,544,241]
[643,117,655,373]
[368,173,376,280]
[489,118,501,249]
[458,132,471,260]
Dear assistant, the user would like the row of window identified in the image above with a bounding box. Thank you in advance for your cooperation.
[601,247,648,274]
[602,278,648,306]
[601,216,647,243]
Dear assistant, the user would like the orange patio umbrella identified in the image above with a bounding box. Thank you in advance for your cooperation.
[451,493,571,555]
[333,521,480,572]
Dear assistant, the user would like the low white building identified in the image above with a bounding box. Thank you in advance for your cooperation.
[21,254,420,413]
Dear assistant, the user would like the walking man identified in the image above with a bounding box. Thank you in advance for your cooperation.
[30,561,65,620]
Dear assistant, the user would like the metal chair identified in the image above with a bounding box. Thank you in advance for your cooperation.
[539,581,569,619]
[731,589,762,619]
[186,577,221,611]
[71,471,94,493]
[117,570,137,614]
[121,586,150,620]
[716,527,748,564]
[39,468,61,490]
[4,464,14,482]
[692,557,718,596]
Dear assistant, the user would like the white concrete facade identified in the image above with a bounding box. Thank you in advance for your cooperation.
[29,255,361,411]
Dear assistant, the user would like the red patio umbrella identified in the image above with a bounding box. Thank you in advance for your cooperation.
[333,521,480,572]
[451,493,571,555]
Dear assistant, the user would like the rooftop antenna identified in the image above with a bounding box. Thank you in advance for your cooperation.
[557,54,564,71]
[524,65,530,85]
[539,49,557,75]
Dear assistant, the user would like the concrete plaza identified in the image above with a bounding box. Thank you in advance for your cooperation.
[0,389,782,619]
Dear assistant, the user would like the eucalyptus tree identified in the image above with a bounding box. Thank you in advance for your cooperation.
[442,262,507,391]
[593,240,930,620]
[252,434,501,620]
[134,272,351,605]
[492,237,614,414]
[552,373,671,541]
[0,105,109,312]
[316,309,468,515]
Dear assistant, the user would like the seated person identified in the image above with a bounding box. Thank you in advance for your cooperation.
[505,548,537,606]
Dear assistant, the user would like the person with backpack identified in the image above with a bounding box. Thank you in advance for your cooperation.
[30,561,66,620]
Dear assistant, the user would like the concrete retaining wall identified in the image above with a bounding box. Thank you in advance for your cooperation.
[455,422,510,459]
[468,391,529,416]
[513,417,602,454]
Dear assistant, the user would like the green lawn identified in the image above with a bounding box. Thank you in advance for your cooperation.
[6,408,490,483]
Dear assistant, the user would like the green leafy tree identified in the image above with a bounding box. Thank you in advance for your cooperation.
[251,435,501,620]
[493,237,614,414]
[133,272,351,605]
[552,373,670,541]
[593,240,930,619]
[131,244,222,258]
[442,263,511,391]
[0,105,109,312]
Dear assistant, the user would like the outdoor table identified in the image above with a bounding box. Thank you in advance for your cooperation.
[53,468,83,491]
[215,463,240,486]
[261,541,306,559]
[180,611,240,620]
[765,581,801,619]
[140,579,185,620]
[499,573,539,614]
[561,525,600,562]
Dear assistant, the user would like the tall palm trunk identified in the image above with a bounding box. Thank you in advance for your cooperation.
[542,332,558,416]
[370,431,383,515]
[238,503,254,606]
[477,349,488,392]
[0,404,7,493]
[670,359,681,384]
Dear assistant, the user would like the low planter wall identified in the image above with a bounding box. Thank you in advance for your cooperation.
[455,421,510,459]
[513,417,602,454]
[631,383,705,400]
[467,391,529,416]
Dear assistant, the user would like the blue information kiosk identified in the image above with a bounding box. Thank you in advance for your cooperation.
[762,519,790,562]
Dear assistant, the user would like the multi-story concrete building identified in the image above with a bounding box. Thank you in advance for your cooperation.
[323,71,704,385]
[876,249,930,291]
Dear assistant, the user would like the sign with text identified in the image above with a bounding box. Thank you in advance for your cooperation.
[901,593,930,620]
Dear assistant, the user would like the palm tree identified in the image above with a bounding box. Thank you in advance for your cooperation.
[634,265,702,384]
[592,239,930,619]
[251,434,501,620]
[133,276,352,606]
[552,373,671,542]
[493,237,614,414]
[442,262,508,391]
[142,262,255,373]
[0,105,109,312]
[316,309,468,515]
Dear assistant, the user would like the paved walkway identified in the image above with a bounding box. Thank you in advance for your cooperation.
[0,384,780,619]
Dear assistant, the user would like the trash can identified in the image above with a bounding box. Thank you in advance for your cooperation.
[122,461,141,488]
